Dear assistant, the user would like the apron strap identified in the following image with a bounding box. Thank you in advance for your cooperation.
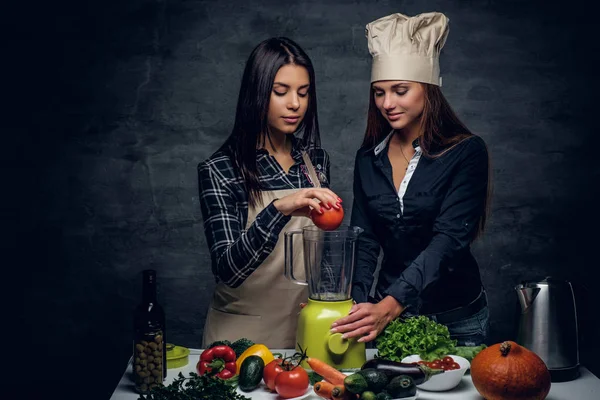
[300,151,322,188]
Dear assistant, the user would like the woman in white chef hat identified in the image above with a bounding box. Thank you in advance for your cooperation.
[332,12,492,345]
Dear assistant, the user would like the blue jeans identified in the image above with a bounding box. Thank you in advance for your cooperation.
[428,303,490,346]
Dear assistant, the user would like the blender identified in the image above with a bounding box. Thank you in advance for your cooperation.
[284,225,366,369]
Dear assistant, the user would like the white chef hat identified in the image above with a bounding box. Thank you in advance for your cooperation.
[365,12,450,86]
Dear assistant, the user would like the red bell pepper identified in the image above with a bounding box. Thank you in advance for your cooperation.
[197,345,237,379]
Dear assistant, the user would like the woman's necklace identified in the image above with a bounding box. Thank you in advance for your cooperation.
[399,145,410,171]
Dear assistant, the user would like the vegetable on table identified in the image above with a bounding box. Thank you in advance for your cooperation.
[238,355,265,392]
[307,356,347,386]
[344,373,368,394]
[206,340,232,349]
[136,371,250,400]
[275,366,310,399]
[376,315,487,363]
[263,358,285,392]
[314,381,348,399]
[197,345,237,380]
[314,380,336,399]
[230,338,255,358]
[361,358,444,385]
[356,368,389,393]
[385,375,417,398]
[419,356,460,371]
[273,344,311,399]
[236,343,275,373]
[376,315,457,362]
[454,344,487,361]
[470,341,551,400]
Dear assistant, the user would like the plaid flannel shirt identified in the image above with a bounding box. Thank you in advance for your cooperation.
[198,140,330,288]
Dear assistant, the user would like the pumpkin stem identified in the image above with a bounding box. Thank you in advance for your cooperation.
[500,341,511,356]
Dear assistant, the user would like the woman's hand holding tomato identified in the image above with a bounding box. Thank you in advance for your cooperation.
[310,205,344,231]
[273,188,341,217]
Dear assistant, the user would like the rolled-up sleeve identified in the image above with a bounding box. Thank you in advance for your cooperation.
[383,139,489,308]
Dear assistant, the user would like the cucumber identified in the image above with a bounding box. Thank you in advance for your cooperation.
[357,368,389,393]
[238,355,265,392]
[385,374,416,398]
[344,372,369,394]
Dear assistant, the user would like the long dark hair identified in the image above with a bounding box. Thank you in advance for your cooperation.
[362,84,491,239]
[219,37,321,207]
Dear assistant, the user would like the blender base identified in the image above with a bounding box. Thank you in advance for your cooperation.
[296,298,366,370]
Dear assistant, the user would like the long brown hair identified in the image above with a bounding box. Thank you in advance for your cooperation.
[362,83,491,239]
[219,37,321,207]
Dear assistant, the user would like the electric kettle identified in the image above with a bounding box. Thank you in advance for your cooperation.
[515,277,580,382]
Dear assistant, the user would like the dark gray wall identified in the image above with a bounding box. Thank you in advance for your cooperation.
[7,0,598,399]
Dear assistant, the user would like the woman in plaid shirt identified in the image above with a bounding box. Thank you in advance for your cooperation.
[198,37,342,348]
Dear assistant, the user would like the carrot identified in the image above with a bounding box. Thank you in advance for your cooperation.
[313,381,335,399]
[331,385,347,399]
[307,357,347,386]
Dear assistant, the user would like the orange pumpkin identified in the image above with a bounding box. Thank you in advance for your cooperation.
[471,341,551,400]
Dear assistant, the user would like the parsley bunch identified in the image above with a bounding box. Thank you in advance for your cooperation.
[137,372,250,400]
[376,315,457,362]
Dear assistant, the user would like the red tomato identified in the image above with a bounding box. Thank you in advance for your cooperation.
[442,356,454,364]
[310,206,344,231]
[449,362,461,370]
[429,360,442,369]
[275,366,310,399]
[263,359,284,392]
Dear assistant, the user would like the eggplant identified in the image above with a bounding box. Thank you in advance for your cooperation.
[361,359,444,385]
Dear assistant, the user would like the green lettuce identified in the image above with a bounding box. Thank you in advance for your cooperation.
[376,315,458,362]
[454,344,487,361]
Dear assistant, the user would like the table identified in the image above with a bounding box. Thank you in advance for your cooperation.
[110,349,600,400]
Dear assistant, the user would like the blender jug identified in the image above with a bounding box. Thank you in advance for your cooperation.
[285,225,366,369]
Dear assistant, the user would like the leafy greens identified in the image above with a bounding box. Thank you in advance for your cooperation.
[137,372,250,400]
[376,315,485,362]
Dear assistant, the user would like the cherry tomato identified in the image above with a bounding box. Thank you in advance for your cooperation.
[310,206,344,231]
[449,362,461,370]
[429,360,442,369]
[263,359,284,392]
[275,366,310,399]
[442,356,454,364]
[417,360,428,365]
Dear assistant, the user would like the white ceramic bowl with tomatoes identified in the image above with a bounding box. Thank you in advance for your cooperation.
[401,355,470,391]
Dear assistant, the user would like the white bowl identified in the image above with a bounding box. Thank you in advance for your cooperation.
[401,354,470,392]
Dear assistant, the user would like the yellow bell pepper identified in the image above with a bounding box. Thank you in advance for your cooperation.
[235,344,275,372]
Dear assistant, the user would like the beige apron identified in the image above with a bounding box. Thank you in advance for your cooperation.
[202,152,321,348]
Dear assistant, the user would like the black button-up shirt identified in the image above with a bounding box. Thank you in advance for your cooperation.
[350,134,488,315]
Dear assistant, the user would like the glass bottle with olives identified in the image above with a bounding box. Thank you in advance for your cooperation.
[133,269,167,393]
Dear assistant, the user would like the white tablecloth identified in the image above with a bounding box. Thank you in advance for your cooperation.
[110,349,600,400]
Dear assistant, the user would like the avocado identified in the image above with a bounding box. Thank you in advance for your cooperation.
[238,355,264,392]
